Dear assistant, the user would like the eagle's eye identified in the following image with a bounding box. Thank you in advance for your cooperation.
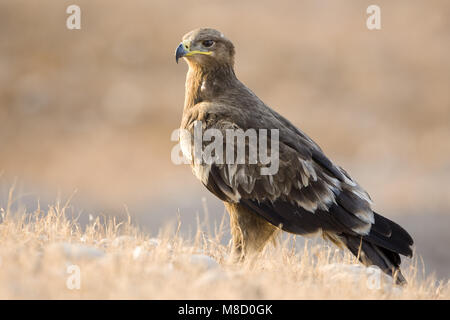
[202,40,215,48]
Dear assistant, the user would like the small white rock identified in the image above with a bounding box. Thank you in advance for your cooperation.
[132,246,142,260]
[97,238,110,247]
[38,235,49,242]
[49,243,105,260]
[319,263,396,290]
[195,269,228,286]
[112,236,135,247]
[189,254,219,270]
[148,238,161,247]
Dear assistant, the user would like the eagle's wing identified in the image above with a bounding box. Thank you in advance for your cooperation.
[181,113,412,257]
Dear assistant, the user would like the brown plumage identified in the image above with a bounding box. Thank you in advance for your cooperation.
[175,28,413,284]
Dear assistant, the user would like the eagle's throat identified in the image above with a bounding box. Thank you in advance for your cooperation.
[184,63,237,110]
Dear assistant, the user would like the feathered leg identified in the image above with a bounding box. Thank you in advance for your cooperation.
[224,202,279,262]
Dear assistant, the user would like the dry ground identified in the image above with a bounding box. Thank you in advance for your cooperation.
[0,190,448,300]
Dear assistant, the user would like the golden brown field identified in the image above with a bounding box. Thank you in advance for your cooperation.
[0,1,449,299]
[0,186,448,299]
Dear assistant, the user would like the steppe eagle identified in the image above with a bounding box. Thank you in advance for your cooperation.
[175,28,413,284]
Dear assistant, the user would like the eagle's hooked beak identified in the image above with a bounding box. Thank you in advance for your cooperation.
[175,39,213,64]
[175,42,188,64]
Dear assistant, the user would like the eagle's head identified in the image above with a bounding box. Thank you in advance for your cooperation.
[175,28,235,68]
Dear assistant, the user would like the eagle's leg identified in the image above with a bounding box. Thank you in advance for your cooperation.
[224,202,279,262]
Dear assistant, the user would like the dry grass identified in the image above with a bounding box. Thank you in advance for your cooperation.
[0,189,448,300]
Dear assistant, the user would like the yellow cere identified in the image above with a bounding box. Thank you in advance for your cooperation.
[185,50,212,57]
[183,39,213,57]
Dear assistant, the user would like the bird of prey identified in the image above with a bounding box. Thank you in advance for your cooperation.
[175,28,413,284]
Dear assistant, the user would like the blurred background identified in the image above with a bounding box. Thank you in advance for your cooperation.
[0,0,449,279]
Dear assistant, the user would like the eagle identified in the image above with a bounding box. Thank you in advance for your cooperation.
[175,28,413,284]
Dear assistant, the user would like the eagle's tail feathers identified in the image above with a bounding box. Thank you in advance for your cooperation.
[341,234,407,285]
